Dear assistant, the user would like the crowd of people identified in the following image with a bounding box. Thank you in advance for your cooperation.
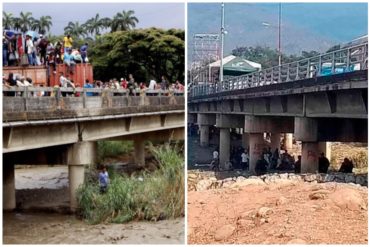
[3,70,184,97]
[209,144,355,175]
[3,31,89,76]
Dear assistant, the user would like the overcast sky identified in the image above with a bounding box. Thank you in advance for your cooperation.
[3,2,185,35]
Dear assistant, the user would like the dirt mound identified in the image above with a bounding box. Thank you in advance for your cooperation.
[188,174,368,244]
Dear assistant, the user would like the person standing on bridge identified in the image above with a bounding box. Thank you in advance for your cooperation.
[99,165,109,193]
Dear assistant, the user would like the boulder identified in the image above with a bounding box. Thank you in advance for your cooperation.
[329,187,366,211]
[257,207,273,218]
[214,224,235,241]
[276,196,288,206]
[196,179,213,191]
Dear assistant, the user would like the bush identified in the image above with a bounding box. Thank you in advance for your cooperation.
[76,142,184,224]
[97,141,133,161]
[351,151,368,169]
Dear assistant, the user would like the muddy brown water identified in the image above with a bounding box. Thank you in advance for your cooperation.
[3,166,184,244]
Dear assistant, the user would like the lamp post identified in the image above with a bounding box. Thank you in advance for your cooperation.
[278,2,282,66]
[219,2,225,84]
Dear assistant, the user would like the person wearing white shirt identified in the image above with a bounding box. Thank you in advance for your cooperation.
[241,150,249,170]
[148,79,157,90]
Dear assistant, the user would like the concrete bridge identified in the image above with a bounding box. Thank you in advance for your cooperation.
[188,42,368,174]
[3,87,184,211]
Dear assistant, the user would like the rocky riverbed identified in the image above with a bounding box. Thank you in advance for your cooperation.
[188,170,368,244]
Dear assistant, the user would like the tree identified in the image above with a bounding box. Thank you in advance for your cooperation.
[3,11,14,29]
[85,14,104,37]
[64,21,88,39]
[89,28,184,83]
[16,11,35,33]
[111,10,139,32]
[31,15,52,34]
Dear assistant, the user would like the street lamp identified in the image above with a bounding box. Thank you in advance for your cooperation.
[220,2,225,84]
[262,3,282,66]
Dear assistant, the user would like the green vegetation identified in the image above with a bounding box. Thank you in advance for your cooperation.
[97,141,133,161]
[89,28,185,83]
[77,143,184,224]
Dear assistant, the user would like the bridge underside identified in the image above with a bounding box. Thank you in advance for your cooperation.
[3,112,184,153]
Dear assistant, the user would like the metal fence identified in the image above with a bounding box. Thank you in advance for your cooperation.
[190,42,368,97]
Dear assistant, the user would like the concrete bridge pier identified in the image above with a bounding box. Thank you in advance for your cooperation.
[295,117,319,173]
[319,142,332,162]
[283,133,293,152]
[134,138,146,167]
[270,133,281,152]
[242,132,250,151]
[199,125,210,147]
[219,128,230,170]
[67,141,96,212]
[3,162,15,210]
[249,133,264,175]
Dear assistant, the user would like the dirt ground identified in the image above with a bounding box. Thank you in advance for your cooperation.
[3,212,184,244]
[188,171,368,244]
[4,166,184,244]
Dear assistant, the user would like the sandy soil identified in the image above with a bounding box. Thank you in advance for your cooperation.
[3,213,184,244]
[188,172,368,244]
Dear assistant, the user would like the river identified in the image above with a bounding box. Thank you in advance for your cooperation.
[3,166,184,244]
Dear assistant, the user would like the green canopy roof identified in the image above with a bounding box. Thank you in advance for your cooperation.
[223,56,258,76]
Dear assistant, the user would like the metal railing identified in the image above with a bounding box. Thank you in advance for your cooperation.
[3,87,185,98]
[190,42,368,97]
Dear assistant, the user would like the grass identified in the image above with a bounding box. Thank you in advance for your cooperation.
[76,142,184,224]
[97,141,133,161]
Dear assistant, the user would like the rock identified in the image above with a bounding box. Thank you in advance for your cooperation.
[257,207,273,218]
[237,219,253,227]
[229,178,265,188]
[214,224,235,241]
[345,174,356,183]
[196,179,213,191]
[279,173,289,180]
[236,176,247,182]
[276,196,288,206]
[323,174,335,182]
[304,174,318,182]
[329,187,366,211]
[334,173,345,182]
[355,176,366,186]
[309,190,331,200]
[239,210,256,219]
[287,238,307,244]
[222,180,235,188]
[188,173,197,179]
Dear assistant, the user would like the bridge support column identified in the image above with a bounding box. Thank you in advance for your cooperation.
[242,132,250,150]
[249,133,264,175]
[219,128,230,170]
[283,133,293,152]
[294,117,319,173]
[3,163,16,210]
[68,141,96,212]
[200,125,210,147]
[270,133,281,152]
[301,142,319,173]
[318,142,332,162]
[134,139,145,167]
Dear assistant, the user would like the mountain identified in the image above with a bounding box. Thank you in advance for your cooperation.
[188,3,368,63]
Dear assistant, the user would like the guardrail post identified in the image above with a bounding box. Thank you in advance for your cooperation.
[82,88,86,108]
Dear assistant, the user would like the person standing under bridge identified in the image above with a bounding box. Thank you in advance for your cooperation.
[99,165,109,193]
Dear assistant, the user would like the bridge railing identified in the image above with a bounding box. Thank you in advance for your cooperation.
[3,86,184,97]
[3,87,185,113]
[190,41,368,97]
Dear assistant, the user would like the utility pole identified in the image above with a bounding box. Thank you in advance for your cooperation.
[220,2,225,83]
[278,2,282,66]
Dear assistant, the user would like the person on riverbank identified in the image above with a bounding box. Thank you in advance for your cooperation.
[99,165,109,193]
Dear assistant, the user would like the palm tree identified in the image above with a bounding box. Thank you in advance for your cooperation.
[111,10,138,32]
[3,11,14,29]
[64,21,88,38]
[31,15,52,35]
[17,11,35,33]
[84,13,103,37]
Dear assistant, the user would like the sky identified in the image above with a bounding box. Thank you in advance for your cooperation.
[188,2,368,61]
[3,2,185,35]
